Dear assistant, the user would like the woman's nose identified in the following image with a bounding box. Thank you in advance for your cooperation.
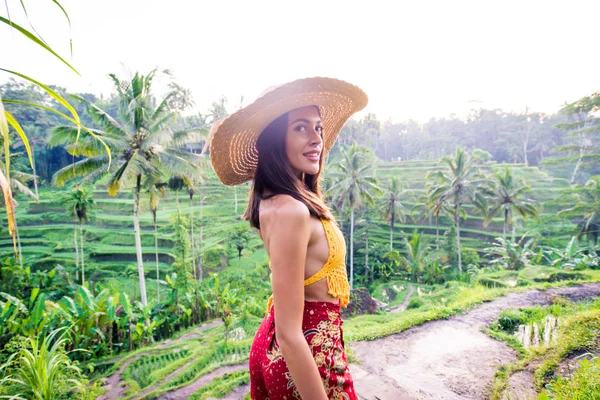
[310,128,323,144]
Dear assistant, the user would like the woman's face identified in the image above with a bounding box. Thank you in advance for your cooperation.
[285,106,323,177]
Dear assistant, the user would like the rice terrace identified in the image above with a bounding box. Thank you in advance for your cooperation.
[1,1,599,399]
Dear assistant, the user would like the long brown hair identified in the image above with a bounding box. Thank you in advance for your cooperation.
[242,110,332,229]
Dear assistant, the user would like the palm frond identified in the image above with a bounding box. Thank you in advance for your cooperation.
[52,155,110,187]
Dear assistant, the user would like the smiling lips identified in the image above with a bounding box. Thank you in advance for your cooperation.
[303,150,321,161]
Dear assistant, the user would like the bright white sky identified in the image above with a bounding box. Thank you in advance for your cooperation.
[1,0,599,122]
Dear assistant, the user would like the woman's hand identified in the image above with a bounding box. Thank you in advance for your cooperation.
[263,195,329,400]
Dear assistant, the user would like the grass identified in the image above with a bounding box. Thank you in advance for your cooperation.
[188,370,250,400]
[485,298,600,400]
[345,270,600,343]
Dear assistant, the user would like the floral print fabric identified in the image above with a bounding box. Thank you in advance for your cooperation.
[249,300,357,400]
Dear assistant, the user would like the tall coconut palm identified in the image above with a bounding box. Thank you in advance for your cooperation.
[418,190,447,250]
[65,186,94,286]
[426,148,483,275]
[50,70,203,306]
[559,176,600,249]
[329,143,381,289]
[478,168,539,240]
[379,176,407,251]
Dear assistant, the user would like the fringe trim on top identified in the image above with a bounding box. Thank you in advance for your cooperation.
[265,218,350,313]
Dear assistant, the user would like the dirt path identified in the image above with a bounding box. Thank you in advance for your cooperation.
[156,362,249,400]
[156,320,223,349]
[390,285,415,313]
[349,283,600,400]
[97,354,143,400]
[98,319,222,400]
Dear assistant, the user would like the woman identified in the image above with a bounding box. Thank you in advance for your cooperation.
[208,77,368,399]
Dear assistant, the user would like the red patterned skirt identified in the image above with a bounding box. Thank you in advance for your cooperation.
[249,300,357,400]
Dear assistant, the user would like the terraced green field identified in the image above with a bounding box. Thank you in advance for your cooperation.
[1,161,577,298]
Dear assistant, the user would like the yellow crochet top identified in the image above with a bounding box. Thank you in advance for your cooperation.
[265,217,350,312]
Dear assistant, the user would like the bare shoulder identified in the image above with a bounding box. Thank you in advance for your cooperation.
[260,194,310,226]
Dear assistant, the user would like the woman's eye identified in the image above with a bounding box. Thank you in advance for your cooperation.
[294,125,322,134]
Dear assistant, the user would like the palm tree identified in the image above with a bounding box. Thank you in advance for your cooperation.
[400,232,430,283]
[419,191,446,250]
[426,148,483,275]
[65,186,94,286]
[50,70,203,306]
[379,176,407,251]
[558,176,600,249]
[478,168,539,241]
[329,143,381,289]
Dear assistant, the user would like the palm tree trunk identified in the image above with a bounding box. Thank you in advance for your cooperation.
[154,213,160,303]
[365,226,369,283]
[74,224,79,280]
[435,216,440,250]
[198,195,204,283]
[133,175,148,307]
[503,207,508,242]
[80,222,85,286]
[190,195,196,280]
[350,206,355,290]
[570,147,584,184]
[31,147,39,199]
[234,186,238,215]
[455,204,463,276]
[390,210,394,251]
[14,218,23,269]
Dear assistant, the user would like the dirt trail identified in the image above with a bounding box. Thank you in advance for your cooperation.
[157,362,249,400]
[97,354,143,400]
[98,319,222,400]
[390,285,415,313]
[349,283,600,400]
[156,320,223,349]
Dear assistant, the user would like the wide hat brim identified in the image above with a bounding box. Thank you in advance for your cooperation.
[209,77,368,186]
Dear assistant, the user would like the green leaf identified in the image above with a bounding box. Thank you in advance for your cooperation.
[2,99,112,169]
[51,0,73,57]
[120,292,132,317]
[0,69,80,136]
[0,94,10,177]
[0,16,79,75]
[29,287,40,308]
[5,110,34,170]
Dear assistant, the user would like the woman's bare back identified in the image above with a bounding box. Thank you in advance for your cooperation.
[258,194,339,304]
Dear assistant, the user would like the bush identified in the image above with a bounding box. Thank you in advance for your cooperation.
[533,271,589,283]
[494,309,525,333]
[203,246,228,272]
[407,297,425,309]
[540,357,600,399]
[462,247,478,265]
[478,277,508,288]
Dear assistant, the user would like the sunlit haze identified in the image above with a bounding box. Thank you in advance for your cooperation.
[2,0,599,122]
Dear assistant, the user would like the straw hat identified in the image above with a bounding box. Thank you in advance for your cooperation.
[207,77,368,186]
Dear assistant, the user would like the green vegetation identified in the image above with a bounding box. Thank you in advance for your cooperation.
[1,5,599,397]
[485,298,600,400]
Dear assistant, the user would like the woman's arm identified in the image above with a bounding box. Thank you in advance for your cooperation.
[266,196,328,400]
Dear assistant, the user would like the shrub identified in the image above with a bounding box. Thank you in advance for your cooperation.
[407,297,425,309]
